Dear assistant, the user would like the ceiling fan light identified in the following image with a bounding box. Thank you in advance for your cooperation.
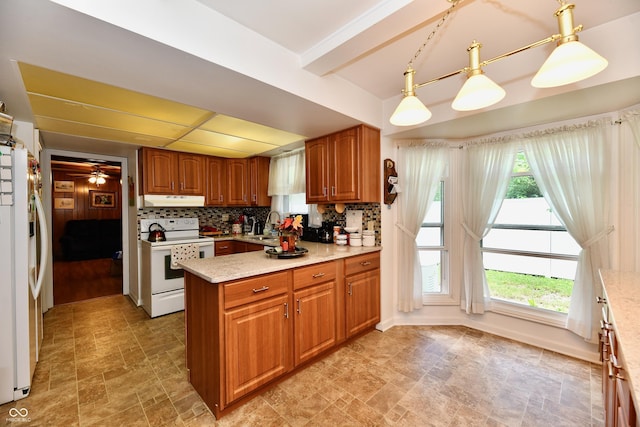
[390,95,432,126]
[88,176,97,184]
[96,176,106,185]
[531,40,608,88]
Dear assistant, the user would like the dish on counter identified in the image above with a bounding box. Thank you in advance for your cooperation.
[265,247,309,259]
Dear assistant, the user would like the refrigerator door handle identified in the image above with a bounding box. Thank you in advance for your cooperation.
[29,193,48,299]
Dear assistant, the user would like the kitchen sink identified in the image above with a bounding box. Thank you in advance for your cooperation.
[246,235,279,244]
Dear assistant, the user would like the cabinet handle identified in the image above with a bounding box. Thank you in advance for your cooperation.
[608,360,614,379]
[331,186,335,196]
[220,195,223,202]
[348,282,352,296]
[171,182,175,191]
[284,302,289,319]
[252,286,269,293]
[243,195,247,202]
[219,245,229,250]
[360,261,371,266]
[323,187,327,197]
[312,272,325,279]
[296,298,301,314]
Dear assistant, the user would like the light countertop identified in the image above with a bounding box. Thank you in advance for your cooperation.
[599,269,640,409]
[180,241,381,283]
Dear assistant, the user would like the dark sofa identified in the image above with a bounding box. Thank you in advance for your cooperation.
[59,219,122,261]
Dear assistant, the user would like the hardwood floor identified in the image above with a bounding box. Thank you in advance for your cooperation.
[53,258,123,305]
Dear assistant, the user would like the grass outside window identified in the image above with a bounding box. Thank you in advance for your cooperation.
[486,270,572,313]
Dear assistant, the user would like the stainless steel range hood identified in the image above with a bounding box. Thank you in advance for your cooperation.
[142,195,205,207]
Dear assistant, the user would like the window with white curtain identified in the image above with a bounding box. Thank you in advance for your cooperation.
[267,148,310,218]
[482,151,579,315]
[416,181,449,295]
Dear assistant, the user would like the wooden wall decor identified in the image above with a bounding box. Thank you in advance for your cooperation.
[384,158,398,205]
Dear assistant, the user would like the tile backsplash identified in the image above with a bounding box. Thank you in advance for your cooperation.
[137,203,381,244]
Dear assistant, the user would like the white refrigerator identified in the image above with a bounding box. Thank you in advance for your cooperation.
[0,138,48,404]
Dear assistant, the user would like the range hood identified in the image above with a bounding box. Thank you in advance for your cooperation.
[142,195,205,207]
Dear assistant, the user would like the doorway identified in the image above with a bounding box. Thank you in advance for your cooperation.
[50,155,123,304]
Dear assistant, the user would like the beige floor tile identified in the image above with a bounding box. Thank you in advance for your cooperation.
[1,295,604,426]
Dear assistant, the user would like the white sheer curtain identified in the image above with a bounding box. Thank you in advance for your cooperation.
[622,109,640,149]
[461,140,517,314]
[522,118,612,342]
[396,142,448,312]
[268,148,305,218]
[268,148,305,195]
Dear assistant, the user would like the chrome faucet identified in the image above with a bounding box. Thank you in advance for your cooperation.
[264,211,281,234]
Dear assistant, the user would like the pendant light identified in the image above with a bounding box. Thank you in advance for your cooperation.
[531,3,608,88]
[390,67,432,126]
[452,42,505,111]
[390,1,608,126]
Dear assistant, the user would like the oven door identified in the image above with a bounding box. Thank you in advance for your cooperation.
[150,243,213,294]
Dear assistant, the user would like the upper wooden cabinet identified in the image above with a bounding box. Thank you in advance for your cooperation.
[225,157,271,207]
[140,147,205,195]
[225,158,249,206]
[205,156,226,206]
[305,124,380,204]
[249,157,271,207]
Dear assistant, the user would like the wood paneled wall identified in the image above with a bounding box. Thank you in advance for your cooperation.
[52,168,121,259]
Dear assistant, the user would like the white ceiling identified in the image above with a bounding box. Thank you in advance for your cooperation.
[0,0,639,158]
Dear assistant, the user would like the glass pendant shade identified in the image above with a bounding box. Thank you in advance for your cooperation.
[390,95,432,126]
[88,176,97,184]
[531,40,608,88]
[452,73,506,111]
[96,176,106,185]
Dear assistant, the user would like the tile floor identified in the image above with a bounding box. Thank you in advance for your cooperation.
[1,295,604,426]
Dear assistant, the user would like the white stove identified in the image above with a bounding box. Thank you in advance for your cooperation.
[139,218,214,317]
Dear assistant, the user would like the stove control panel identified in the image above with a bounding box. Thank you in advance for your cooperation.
[140,217,199,233]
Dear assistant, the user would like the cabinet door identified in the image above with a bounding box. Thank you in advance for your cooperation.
[142,148,177,194]
[249,157,271,207]
[305,137,330,203]
[330,127,360,201]
[224,294,291,404]
[346,269,380,338]
[226,159,248,205]
[177,153,205,195]
[206,156,226,205]
[294,281,336,366]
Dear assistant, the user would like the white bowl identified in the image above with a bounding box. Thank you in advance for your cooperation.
[344,226,359,233]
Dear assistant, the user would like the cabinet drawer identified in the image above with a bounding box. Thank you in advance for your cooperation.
[215,241,234,256]
[224,271,289,309]
[293,261,337,290]
[345,253,380,276]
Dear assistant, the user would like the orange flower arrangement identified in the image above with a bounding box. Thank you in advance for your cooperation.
[277,214,304,237]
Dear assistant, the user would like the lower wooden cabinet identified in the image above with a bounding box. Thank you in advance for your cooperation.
[224,294,292,403]
[345,253,381,338]
[214,240,265,256]
[294,280,337,366]
[185,251,380,419]
[599,301,637,427]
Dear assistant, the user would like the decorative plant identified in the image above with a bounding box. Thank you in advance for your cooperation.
[277,215,304,237]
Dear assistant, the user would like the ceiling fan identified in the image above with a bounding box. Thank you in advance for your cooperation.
[67,166,111,185]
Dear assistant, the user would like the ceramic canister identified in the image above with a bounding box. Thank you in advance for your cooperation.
[362,230,375,247]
